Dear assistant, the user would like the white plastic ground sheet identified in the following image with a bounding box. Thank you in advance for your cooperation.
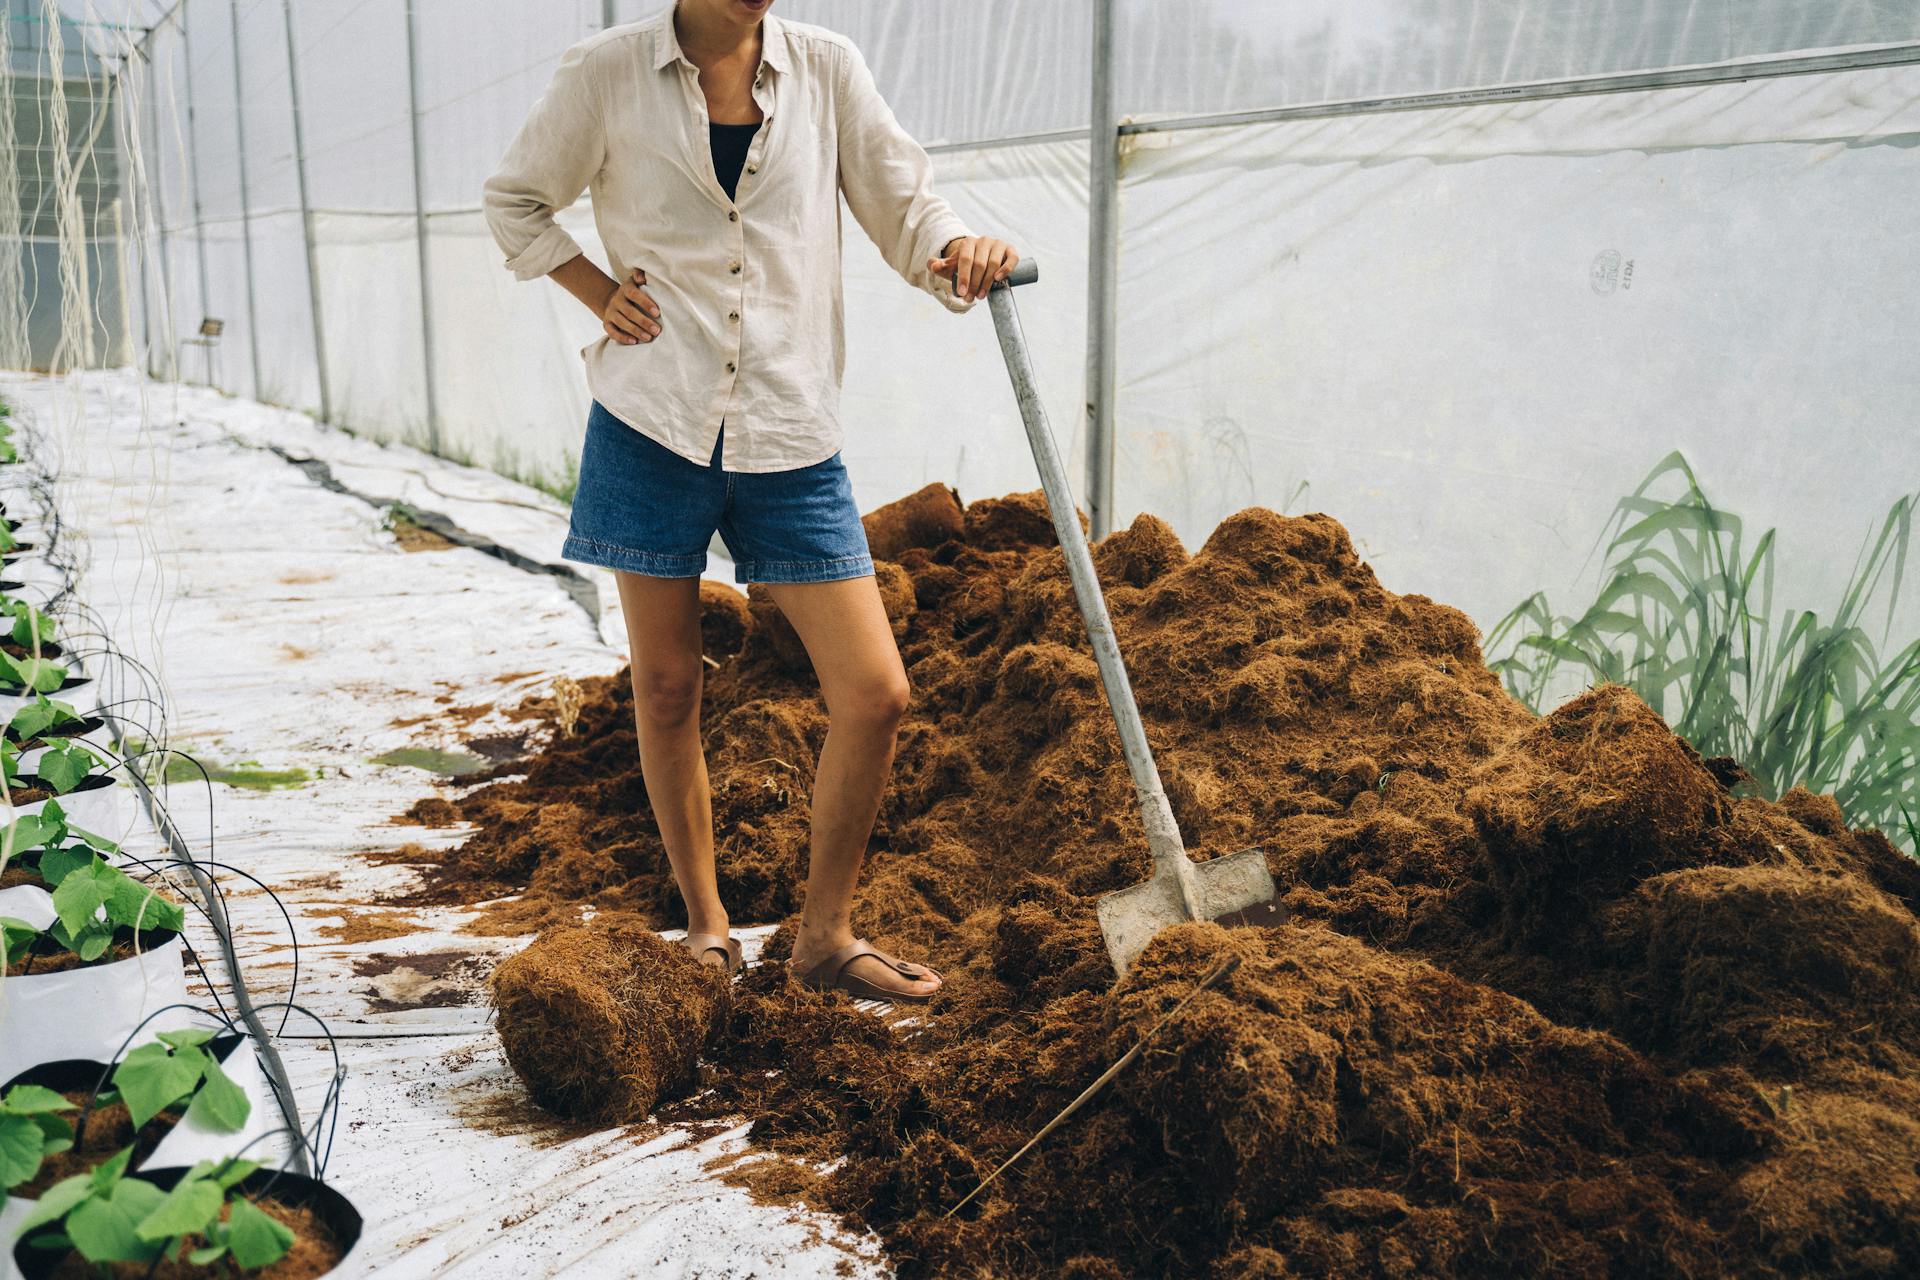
[0,369,885,1279]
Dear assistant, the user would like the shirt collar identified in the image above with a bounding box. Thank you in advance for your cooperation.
[650,5,792,78]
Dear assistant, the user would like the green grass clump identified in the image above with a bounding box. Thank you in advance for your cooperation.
[1487,452,1919,853]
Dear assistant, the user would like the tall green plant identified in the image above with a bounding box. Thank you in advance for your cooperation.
[1486,452,1920,852]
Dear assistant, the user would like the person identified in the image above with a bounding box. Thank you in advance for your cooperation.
[481,0,1019,1003]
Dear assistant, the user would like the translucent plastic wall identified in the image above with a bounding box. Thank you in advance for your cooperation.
[106,0,1920,657]
[3,0,125,371]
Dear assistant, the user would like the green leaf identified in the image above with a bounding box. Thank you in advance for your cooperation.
[0,1113,43,1189]
[70,1177,168,1263]
[35,842,90,887]
[3,1083,77,1115]
[1,915,34,965]
[106,874,184,934]
[50,858,116,937]
[0,811,57,860]
[189,1241,231,1266]
[113,1042,208,1129]
[69,823,118,854]
[91,1146,133,1194]
[211,1158,260,1191]
[133,1172,223,1243]
[34,743,95,795]
[16,1174,92,1233]
[4,656,68,695]
[156,1028,216,1051]
[31,1111,73,1154]
[226,1196,295,1269]
[182,1057,251,1133]
[9,695,78,743]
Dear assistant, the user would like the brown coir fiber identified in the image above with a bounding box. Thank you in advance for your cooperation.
[489,919,729,1124]
[404,488,1919,1277]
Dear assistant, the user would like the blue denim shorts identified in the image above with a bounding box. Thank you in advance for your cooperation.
[561,401,875,585]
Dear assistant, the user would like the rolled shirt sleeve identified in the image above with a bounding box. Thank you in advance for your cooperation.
[482,42,607,282]
[834,39,976,315]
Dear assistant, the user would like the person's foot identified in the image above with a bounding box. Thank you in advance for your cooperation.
[681,916,737,974]
[789,933,942,1001]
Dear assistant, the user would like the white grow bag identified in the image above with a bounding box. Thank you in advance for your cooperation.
[0,931,192,1082]
[5,779,142,849]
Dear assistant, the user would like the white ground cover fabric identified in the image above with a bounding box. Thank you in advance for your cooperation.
[0,369,883,1278]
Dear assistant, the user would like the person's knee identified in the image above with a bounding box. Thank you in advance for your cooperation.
[636,666,702,727]
[837,670,910,731]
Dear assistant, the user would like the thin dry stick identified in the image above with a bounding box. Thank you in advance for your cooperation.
[944,953,1241,1219]
[552,675,584,737]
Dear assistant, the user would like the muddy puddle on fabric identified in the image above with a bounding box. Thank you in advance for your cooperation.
[392,484,1919,1278]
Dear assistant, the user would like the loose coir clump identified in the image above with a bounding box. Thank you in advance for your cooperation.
[489,920,729,1125]
[400,485,1920,1277]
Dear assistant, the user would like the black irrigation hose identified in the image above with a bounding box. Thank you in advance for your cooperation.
[258,442,602,625]
[106,748,314,1178]
[118,848,306,1037]
[247,1002,348,1178]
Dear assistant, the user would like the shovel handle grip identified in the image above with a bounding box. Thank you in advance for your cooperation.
[950,257,1038,293]
[994,258,1039,289]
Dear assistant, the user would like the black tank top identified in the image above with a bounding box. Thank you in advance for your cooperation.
[709,121,761,202]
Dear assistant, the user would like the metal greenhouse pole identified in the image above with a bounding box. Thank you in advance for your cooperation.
[179,0,211,381]
[130,12,177,380]
[1085,0,1117,540]
[403,0,441,453]
[281,0,330,422]
[226,0,260,399]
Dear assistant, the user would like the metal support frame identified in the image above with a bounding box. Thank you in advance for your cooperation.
[226,0,260,399]
[1084,0,1117,541]
[402,0,440,454]
[178,0,211,384]
[281,0,330,422]
[142,41,178,382]
[1118,40,1920,137]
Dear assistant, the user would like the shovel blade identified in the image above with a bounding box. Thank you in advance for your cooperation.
[1097,846,1285,976]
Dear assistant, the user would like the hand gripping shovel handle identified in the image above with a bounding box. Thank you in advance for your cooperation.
[984,260,1197,880]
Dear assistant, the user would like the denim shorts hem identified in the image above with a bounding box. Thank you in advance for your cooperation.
[562,532,704,578]
[736,553,875,585]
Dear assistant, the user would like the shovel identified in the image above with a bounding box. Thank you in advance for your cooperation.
[981,258,1286,976]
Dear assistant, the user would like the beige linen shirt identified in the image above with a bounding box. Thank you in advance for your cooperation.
[482,6,977,473]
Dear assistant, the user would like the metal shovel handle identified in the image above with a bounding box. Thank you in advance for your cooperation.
[985,259,1193,872]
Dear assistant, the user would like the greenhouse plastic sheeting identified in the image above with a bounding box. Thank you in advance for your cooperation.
[86,0,1920,647]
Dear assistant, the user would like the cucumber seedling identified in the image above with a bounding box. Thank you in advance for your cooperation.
[107,1028,253,1136]
[17,1149,298,1272]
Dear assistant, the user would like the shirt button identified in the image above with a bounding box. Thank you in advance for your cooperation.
[728,310,739,323]
[725,361,736,374]
[746,164,758,175]
[729,261,741,274]
[727,210,738,222]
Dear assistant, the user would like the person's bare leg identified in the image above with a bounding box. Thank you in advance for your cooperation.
[761,574,938,998]
[614,571,729,964]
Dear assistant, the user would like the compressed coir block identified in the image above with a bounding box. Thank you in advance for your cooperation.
[862,482,965,561]
[491,922,729,1124]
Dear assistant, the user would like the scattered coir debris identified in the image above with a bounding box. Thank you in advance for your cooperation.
[401,485,1920,1277]
[315,909,422,945]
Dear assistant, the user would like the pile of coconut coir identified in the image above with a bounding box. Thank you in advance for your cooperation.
[406,484,1920,1278]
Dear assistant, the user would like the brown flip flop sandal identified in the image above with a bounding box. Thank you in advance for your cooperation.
[794,938,942,1004]
[682,932,743,977]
